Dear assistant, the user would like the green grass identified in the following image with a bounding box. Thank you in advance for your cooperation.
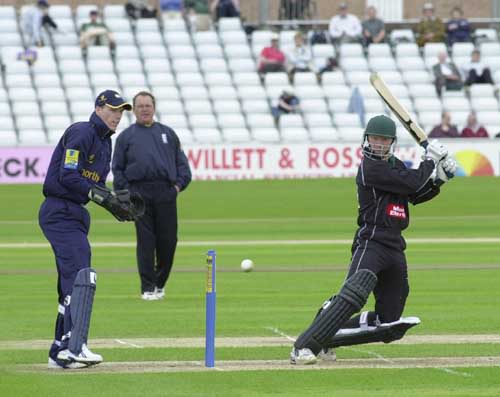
[1,178,500,396]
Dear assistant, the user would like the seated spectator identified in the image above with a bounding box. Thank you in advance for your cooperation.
[461,111,489,138]
[287,32,312,76]
[185,0,211,32]
[328,3,362,45]
[210,0,240,20]
[416,3,445,47]
[21,0,58,47]
[462,49,494,86]
[159,0,183,19]
[125,1,158,19]
[362,6,385,46]
[258,34,286,74]
[318,56,339,75]
[432,51,463,96]
[309,27,328,45]
[80,10,116,55]
[279,0,311,20]
[271,90,300,120]
[429,111,460,138]
[446,7,471,46]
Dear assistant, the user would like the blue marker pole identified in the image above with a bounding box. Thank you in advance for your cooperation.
[205,249,216,367]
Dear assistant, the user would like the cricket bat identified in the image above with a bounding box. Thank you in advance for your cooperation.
[369,72,429,149]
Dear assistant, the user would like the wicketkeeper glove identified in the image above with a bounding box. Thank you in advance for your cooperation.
[88,185,145,222]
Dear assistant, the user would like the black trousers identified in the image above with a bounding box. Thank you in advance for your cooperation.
[131,182,178,293]
[346,239,409,323]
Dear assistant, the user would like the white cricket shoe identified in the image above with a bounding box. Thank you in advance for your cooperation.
[57,344,103,365]
[47,357,87,369]
[141,291,160,301]
[318,348,337,362]
[290,347,317,365]
[154,287,165,299]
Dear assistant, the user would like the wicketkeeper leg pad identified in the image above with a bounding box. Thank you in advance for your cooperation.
[326,316,421,348]
[294,269,377,355]
[68,268,97,355]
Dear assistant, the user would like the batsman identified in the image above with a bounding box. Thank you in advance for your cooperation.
[39,90,144,369]
[291,115,457,364]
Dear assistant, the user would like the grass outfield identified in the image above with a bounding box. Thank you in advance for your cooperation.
[1,178,500,396]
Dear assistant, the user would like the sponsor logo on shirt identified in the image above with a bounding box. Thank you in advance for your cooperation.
[88,154,95,164]
[64,149,79,170]
[162,133,168,144]
[386,204,406,219]
[81,168,100,182]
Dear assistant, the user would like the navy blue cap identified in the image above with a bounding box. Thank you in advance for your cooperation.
[37,0,49,7]
[95,90,132,111]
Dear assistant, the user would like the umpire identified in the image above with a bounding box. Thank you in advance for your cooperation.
[112,91,192,301]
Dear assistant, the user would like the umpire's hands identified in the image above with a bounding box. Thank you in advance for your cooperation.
[88,185,145,222]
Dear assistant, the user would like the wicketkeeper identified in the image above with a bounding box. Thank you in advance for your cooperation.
[39,90,144,369]
[291,115,457,364]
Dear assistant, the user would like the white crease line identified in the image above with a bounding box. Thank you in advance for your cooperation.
[114,339,143,348]
[347,346,472,378]
[265,326,296,342]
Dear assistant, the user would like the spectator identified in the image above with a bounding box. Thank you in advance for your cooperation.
[429,111,460,138]
[416,3,445,47]
[159,0,183,19]
[328,2,362,45]
[287,32,312,76]
[21,0,58,47]
[210,0,240,20]
[258,33,286,74]
[79,10,116,56]
[318,56,339,75]
[125,1,158,19]
[432,51,463,96]
[362,6,385,46]
[271,90,300,120]
[462,49,494,86]
[279,0,311,20]
[446,7,471,46]
[461,111,489,138]
[185,0,211,32]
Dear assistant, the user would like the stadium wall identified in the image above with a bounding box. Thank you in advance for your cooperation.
[0,141,498,182]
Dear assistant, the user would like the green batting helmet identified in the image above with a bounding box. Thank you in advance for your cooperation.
[364,115,396,139]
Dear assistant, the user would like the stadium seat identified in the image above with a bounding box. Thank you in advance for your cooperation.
[340,43,364,57]
[184,100,213,115]
[225,44,252,59]
[469,84,496,98]
[333,113,362,128]
[294,86,325,100]
[408,84,438,98]
[18,129,48,146]
[193,128,222,143]
[181,86,209,101]
[414,97,442,112]
[103,5,127,19]
[452,42,475,58]
[323,86,351,100]
[156,100,184,116]
[115,45,140,59]
[193,31,219,45]
[402,70,433,84]
[176,72,205,87]
[0,102,12,116]
[147,73,175,87]
[217,114,247,129]
[396,56,426,71]
[218,17,242,32]
[87,60,114,74]
[161,114,189,128]
[190,114,218,129]
[163,18,187,32]
[228,59,256,73]
[474,28,498,42]
[152,86,180,100]
[338,127,362,141]
[346,71,370,85]
[66,87,94,101]
[220,31,247,45]
[264,73,289,86]
[442,97,471,111]
[281,127,309,142]
[471,97,499,111]
[38,87,65,101]
[144,59,171,73]
[0,130,18,145]
[213,100,242,114]
[377,71,404,84]
[242,99,270,114]
[172,59,200,73]
[247,114,275,128]
[233,72,261,86]
[174,128,194,144]
[41,102,68,117]
[223,128,251,142]
[60,60,86,74]
[169,45,196,59]
[209,86,238,101]
[113,32,135,45]
[293,72,318,86]
[237,86,267,100]
[304,113,332,127]
[300,99,328,114]
[251,127,280,142]
[368,43,392,57]
[321,71,346,86]
[309,127,339,142]
[205,72,233,87]
[279,114,304,129]
[390,29,416,45]
[476,111,500,125]
[141,45,168,59]
[0,115,15,130]
[341,57,369,71]
[480,42,500,56]
[9,87,37,101]
[196,44,224,59]
[369,57,397,71]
